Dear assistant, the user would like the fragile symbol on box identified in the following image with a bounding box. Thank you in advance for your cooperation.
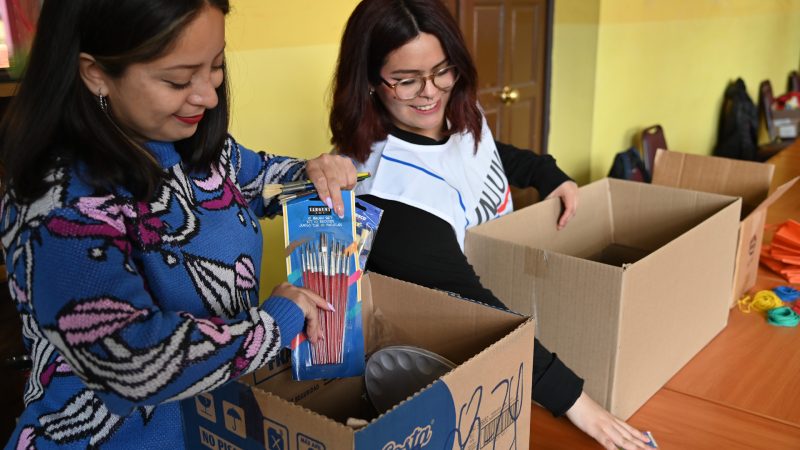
[264,418,289,450]
[195,393,216,423]
[222,400,246,439]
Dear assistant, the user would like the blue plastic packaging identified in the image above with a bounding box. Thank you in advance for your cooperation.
[282,191,365,380]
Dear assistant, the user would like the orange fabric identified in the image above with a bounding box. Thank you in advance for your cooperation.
[761,222,800,283]
[762,257,789,274]
[770,250,800,265]
[776,220,800,243]
[771,237,800,252]
[761,246,789,273]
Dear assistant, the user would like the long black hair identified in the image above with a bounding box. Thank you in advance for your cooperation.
[330,0,482,162]
[0,0,231,202]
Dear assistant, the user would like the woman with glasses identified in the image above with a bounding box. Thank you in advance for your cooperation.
[329,1,650,449]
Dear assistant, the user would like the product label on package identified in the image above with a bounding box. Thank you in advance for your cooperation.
[356,361,526,450]
[308,205,332,216]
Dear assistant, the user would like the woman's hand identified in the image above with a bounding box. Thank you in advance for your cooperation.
[545,180,579,230]
[565,391,651,450]
[305,154,357,218]
[269,282,335,343]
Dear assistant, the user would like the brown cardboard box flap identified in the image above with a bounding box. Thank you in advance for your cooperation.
[653,149,800,301]
[652,149,773,218]
[752,176,800,215]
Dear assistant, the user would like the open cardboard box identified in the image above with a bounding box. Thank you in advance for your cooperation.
[652,149,799,304]
[465,178,741,419]
[181,273,535,450]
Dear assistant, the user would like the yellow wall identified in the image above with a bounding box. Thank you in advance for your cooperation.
[549,0,601,183]
[550,0,800,182]
[229,0,800,293]
[226,0,360,296]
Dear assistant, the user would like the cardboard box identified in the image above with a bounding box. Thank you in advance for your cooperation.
[464,178,741,419]
[181,273,535,450]
[652,149,799,304]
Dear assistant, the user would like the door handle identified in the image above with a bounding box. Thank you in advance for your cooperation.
[500,86,519,105]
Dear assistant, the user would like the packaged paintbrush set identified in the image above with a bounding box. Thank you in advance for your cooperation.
[282,190,381,380]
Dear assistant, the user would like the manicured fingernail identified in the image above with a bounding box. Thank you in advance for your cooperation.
[324,197,333,209]
[336,206,344,219]
[326,302,336,312]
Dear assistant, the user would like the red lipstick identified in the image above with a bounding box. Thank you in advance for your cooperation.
[175,113,204,125]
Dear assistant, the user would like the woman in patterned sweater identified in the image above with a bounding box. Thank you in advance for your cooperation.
[0,1,355,448]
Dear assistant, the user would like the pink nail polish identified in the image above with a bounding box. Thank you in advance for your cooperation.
[324,197,333,209]
[326,302,336,312]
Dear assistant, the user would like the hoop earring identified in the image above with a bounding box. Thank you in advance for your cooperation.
[98,91,108,114]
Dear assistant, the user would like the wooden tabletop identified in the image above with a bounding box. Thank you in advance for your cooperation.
[529,141,800,449]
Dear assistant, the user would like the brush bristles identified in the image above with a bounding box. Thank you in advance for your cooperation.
[262,184,284,200]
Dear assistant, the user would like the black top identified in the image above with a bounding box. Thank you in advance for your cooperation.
[361,127,583,416]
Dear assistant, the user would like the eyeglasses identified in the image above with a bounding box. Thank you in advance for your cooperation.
[380,65,460,100]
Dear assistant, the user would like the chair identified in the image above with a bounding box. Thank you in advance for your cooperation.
[788,70,800,93]
[757,79,793,161]
[760,80,779,141]
[640,124,667,176]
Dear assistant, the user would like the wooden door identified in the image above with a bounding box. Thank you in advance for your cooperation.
[456,0,550,207]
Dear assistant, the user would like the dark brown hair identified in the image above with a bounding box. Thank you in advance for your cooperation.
[330,0,482,162]
[0,0,230,202]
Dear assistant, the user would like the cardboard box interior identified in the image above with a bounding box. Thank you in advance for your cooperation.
[464,178,742,418]
[243,274,529,424]
[183,273,535,449]
[469,178,737,264]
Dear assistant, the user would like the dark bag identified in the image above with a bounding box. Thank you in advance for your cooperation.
[713,78,758,160]
[608,147,650,182]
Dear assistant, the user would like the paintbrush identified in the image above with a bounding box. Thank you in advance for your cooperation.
[277,190,316,205]
[263,172,371,200]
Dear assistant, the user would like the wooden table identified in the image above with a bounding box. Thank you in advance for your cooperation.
[530,142,800,449]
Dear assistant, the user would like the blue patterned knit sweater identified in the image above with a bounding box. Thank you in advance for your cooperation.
[2,137,306,449]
